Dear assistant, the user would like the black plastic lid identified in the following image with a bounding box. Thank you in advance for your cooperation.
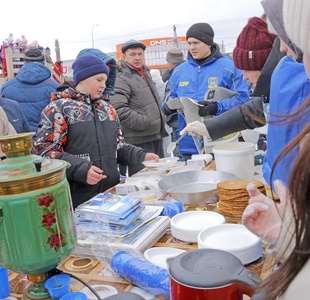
[169,248,246,288]
[104,292,145,300]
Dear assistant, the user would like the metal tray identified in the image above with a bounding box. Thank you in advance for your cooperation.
[158,170,238,205]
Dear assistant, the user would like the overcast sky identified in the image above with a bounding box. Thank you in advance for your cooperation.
[1,0,264,61]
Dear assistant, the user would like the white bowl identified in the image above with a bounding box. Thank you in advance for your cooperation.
[144,247,186,269]
[80,285,118,300]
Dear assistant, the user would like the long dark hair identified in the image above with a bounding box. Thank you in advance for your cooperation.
[254,96,310,299]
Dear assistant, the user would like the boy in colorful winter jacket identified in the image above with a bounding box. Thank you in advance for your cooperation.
[34,54,159,208]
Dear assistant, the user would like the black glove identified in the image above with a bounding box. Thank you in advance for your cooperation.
[198,101,218,116]
[162,102,176,116]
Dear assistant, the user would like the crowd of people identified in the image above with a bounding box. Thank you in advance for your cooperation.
[0,34,65,83]
[0,0,310,297]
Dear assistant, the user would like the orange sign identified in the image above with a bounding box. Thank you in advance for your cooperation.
[116,37,187,69]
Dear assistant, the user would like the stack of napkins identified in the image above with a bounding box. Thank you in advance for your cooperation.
[75,193,145,226]
[75,205,163,237]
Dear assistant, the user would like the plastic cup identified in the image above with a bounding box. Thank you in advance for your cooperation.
[110,251,170,298]
[44,274,71,300]
[0,266,10,299]
[60,292,87,300]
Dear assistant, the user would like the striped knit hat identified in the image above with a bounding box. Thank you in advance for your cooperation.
[283,0,310,54]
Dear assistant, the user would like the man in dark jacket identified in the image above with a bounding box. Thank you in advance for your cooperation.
[110,39,168,176]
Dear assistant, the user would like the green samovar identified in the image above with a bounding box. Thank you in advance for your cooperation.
[0,133,77,300]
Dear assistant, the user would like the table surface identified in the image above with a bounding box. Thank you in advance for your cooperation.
[7,161,275,300]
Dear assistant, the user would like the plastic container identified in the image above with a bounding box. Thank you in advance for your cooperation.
[241,129,260,145]
[212,142,255,179]
[110,251,169,299]
[0,266,10,299]
[44,274,71,300]
[160,200,184,218]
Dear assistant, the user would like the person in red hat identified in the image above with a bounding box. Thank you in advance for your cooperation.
[233,16,276,90]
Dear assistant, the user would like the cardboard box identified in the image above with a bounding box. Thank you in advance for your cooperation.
[115,183,138,195]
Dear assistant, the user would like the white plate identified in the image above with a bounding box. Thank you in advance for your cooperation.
[197,224,262,264]
[198,224,260,250]
[144,247,186,269]
[171,211,225,233]
[143,157,179,168]
[80,285,118,300]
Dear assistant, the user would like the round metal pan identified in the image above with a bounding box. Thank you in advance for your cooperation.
[158,170,238,205]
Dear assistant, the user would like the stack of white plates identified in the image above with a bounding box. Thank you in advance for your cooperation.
[197,224,262,265]
[170,211,225,243]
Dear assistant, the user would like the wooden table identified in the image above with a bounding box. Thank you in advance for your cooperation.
[7,161,275,300]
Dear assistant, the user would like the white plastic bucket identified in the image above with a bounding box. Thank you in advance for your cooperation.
[212,142,255,179]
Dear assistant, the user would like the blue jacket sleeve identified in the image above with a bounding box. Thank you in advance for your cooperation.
[215,68,249,115]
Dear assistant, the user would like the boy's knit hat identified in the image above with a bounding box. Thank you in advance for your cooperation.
[233,17,276,70]
[166,48,184,64]
[24,48,45,63]
[72,54,109,85]
[283,0,310,55]
[121,39,146,54]
[186,23,214,46]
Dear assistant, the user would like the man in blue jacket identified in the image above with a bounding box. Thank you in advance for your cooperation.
[0,96,30,133]
[1,48,59,142]
[168,22,249,160]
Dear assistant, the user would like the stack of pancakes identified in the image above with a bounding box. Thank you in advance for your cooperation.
[216,179,266,217]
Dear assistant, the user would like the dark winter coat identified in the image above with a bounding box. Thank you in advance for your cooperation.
[34,86,147,208]
[110,61,168,144]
